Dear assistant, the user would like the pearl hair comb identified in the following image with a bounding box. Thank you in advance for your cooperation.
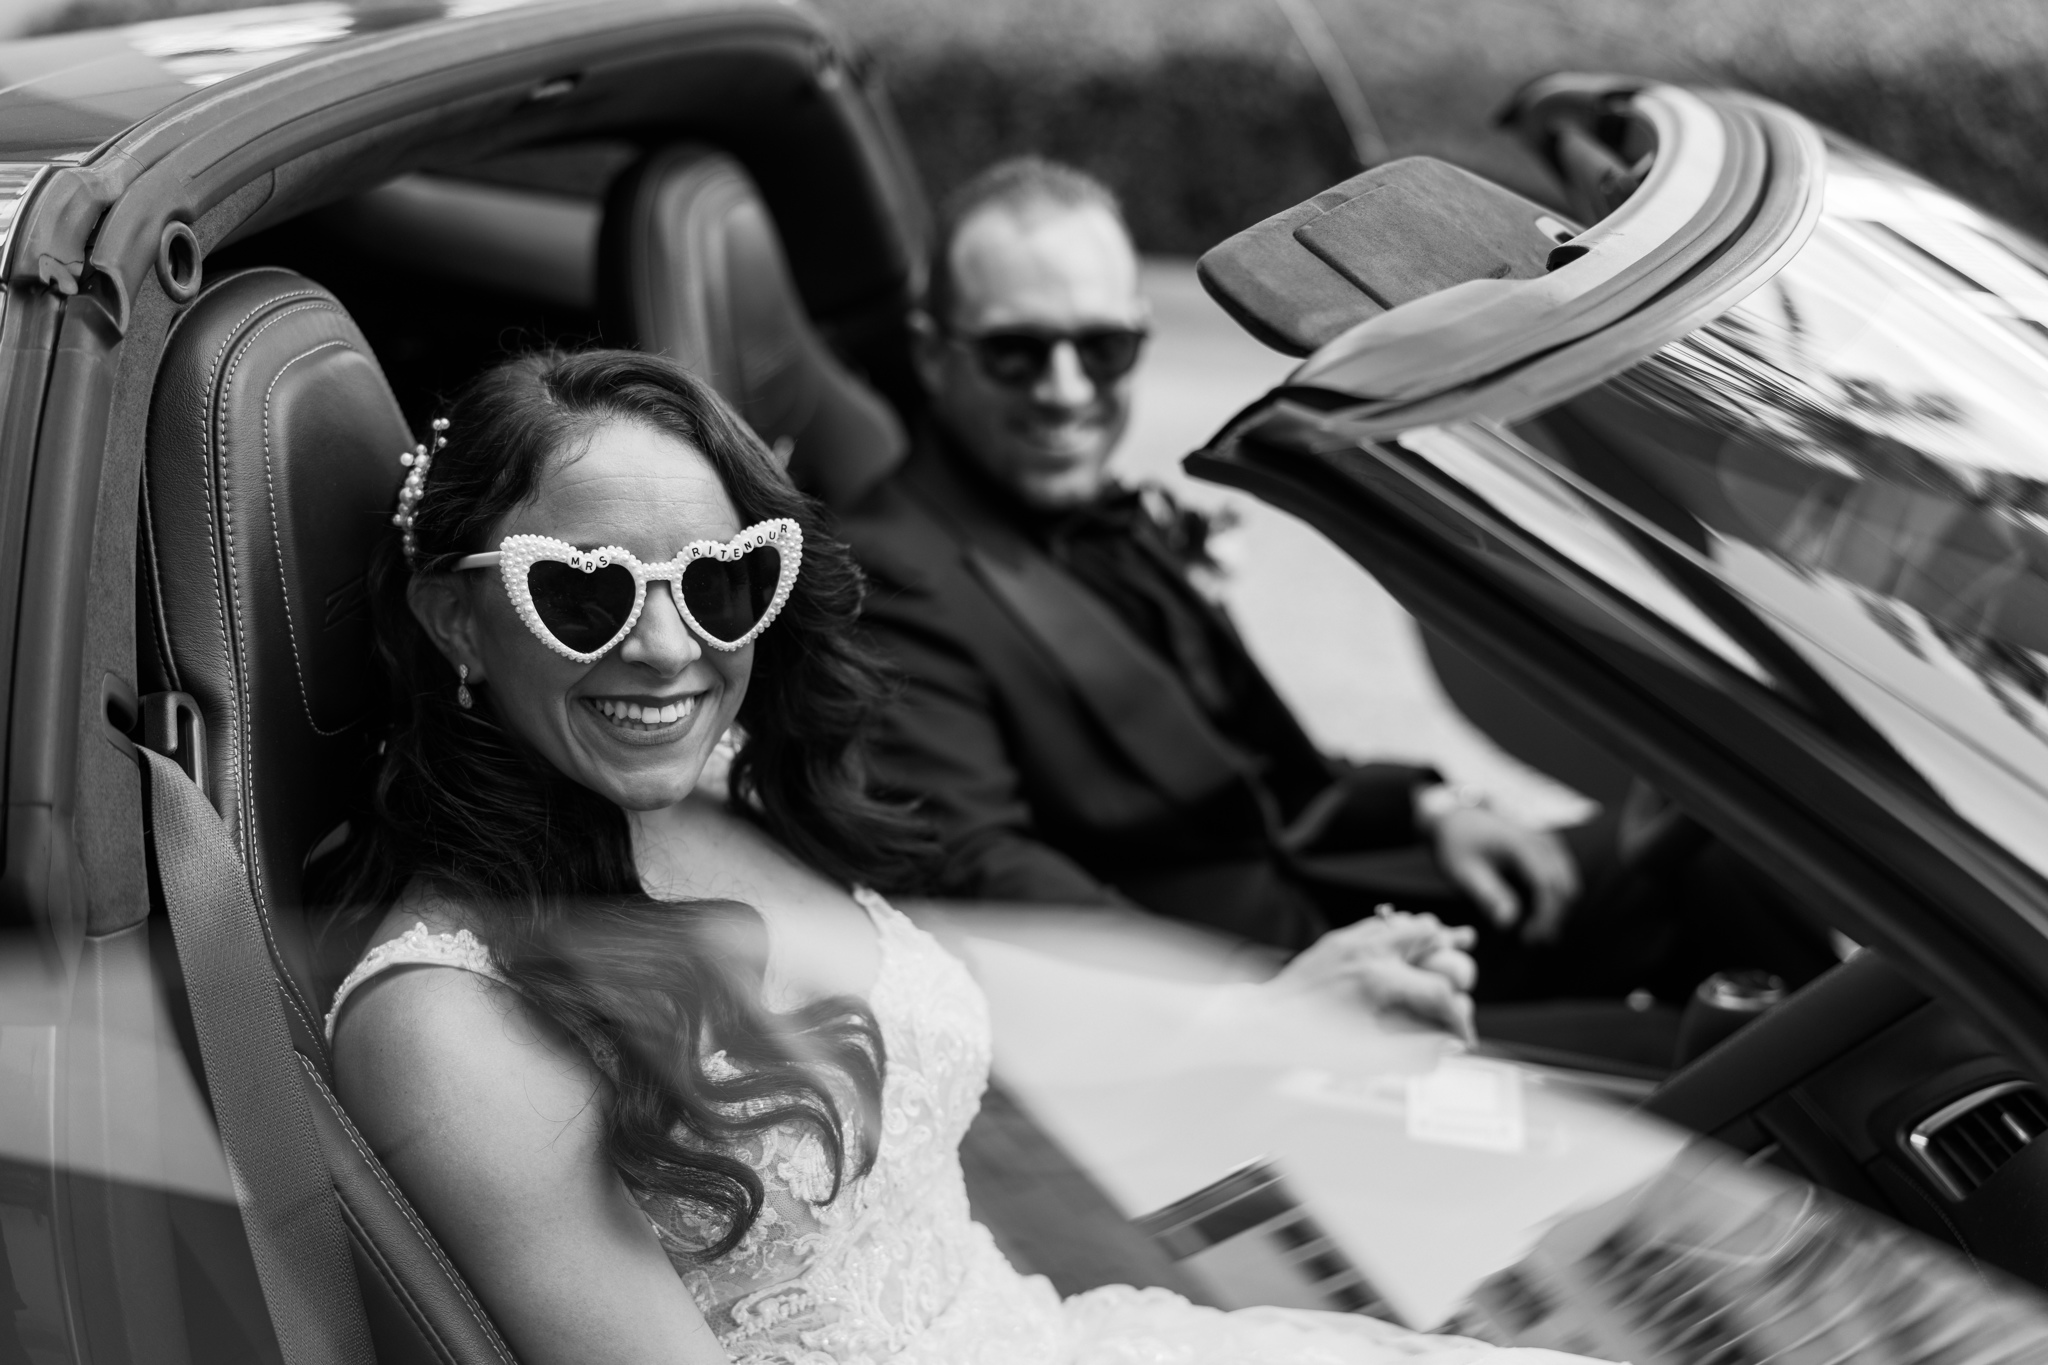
[392,417,449,567]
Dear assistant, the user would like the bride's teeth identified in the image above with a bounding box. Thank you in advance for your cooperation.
[593,697,696,727]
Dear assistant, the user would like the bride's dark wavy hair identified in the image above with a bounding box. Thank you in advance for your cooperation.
[321,348,932,1255]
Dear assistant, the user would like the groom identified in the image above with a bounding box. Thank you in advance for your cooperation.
[833,157,1641,994]
[843,154,1849,1012]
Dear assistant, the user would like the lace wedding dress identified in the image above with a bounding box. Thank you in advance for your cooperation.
[328,890,1594,1365]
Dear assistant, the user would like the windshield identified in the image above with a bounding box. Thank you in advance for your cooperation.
[1516,149,2048,879]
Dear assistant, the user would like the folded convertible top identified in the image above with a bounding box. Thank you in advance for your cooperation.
[1195,79,1824,422]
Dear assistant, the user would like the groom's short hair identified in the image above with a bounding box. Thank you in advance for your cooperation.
[925,156,1128,325]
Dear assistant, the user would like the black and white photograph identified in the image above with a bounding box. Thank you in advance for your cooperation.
[0,1,2044,1362]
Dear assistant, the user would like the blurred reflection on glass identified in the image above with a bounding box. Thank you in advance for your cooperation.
[1437,148,2048,875]
[0,933,239,1365]
[918,903,2048,1365]
[1453,1146,2048,1363]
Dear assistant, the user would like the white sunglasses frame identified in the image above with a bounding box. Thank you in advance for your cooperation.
[451,518,803,663]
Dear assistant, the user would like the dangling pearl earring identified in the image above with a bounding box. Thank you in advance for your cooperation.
[457,664,474,710]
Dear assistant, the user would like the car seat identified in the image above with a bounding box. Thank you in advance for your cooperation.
[140,266,516,1365]
[599,143,908,510]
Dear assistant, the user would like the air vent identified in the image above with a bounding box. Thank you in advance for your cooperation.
[1907,1081,2048,1200]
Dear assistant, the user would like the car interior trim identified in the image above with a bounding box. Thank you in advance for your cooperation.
[1906,1079,2045,1201]
[1468,93,1827,422]
[1357,91,1829,437]
[1205,86,1825,451]
[318,173,600,311]
[1283,83,1745,400]
[0,289,66,897]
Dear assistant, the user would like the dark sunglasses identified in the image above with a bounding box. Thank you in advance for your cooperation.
[954,325,1149,389]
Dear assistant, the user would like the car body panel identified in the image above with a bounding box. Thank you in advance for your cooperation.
[0,3,543,162]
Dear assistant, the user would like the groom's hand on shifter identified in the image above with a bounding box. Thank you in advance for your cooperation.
[1276,910,1479,1044]
[1423,792,1580,945]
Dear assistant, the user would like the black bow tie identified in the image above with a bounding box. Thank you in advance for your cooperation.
[1046,487,1146,542]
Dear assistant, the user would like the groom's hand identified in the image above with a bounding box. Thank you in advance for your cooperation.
[1431,806,1579,944]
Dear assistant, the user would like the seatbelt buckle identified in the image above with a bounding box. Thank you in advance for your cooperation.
[140,691,211,807]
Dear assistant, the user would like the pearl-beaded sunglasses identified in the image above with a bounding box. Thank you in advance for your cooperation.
[452,519,802,663]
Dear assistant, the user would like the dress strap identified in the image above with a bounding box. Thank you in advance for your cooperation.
[324,922,507,1044]
[851,885,895,926]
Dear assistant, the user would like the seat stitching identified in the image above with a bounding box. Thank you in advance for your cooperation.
[301,1058,521,1364]
[222,303,336,1049]
[304,1059,515,1362]
[333,1192,460,1365]
[260,337,369,739]
[217,299,345,1051]
[177,282,330,714]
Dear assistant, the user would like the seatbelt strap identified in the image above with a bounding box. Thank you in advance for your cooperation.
[139,747,375,1365]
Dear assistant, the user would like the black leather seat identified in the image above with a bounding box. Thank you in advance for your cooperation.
[601,144,907,509]
[141,266,515,1365]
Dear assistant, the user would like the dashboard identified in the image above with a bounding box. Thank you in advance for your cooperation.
[1650,951,2047,1290]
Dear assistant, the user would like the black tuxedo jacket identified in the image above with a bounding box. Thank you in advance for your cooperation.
[840,435,1442,949]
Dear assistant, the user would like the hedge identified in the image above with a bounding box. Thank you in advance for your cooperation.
[31,0,2048,256]
[818,0,2048,255]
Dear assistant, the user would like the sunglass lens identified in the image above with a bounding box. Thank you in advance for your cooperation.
[970,330,1145,387]
[528,561,639,655]
[1076,329,1145,383]
[972,333,1053,387]
[681,545,781,643]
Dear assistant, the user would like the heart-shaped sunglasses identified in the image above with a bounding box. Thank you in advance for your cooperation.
[452,519,802,663]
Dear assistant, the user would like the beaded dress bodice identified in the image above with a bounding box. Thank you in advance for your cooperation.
[328,892,1593,1365]
[328,890,1066,1363]
[624,889,1059,1361]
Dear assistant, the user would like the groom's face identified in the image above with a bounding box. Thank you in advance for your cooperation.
[916,200,1147,511]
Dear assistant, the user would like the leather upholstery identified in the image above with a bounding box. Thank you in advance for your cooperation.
[602,144,907,509]
[142,266,402,1042]
[142,268,514,1365]
[306,1061,519,1365]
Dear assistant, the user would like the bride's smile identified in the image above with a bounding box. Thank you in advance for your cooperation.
[412,416,756,812]
[588,693,703,735]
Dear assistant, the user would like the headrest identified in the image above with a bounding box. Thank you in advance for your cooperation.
[601,144,907,509]
[142,267,410,1041]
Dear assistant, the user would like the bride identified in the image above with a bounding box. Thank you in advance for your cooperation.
[323,348,1599,1365]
